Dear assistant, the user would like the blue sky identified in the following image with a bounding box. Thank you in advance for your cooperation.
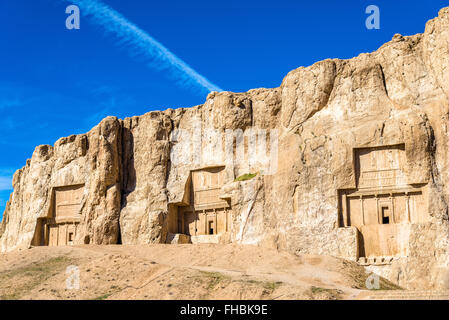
[0,0,447,220]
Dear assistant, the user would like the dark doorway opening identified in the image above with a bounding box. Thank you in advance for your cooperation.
[381,206,390,224]
[208,221,214,235]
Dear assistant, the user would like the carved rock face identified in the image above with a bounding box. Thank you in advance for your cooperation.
[0,117,122,251]
[2,7,449,290]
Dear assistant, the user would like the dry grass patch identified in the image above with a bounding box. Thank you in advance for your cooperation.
[341,260,402,291]
[307,286,343,300]
[0,255,75,300]
[198,271,230,290]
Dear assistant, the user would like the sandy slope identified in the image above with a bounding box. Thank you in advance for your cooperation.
[0,244,398,300]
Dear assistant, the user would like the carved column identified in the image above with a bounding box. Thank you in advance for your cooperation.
[405,193,410,222]
[194,210,197,236]
[44,222,49,246]
[390,193,395,223]
[181,212,185,234]
[225,208,228,232]
[360,196,365,226]
[214,208,218,235]
[56,225,60,246]
[342,193,348,227]
[204,210,207,235]
[375,195,380,224]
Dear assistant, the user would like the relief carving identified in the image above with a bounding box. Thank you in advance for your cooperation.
[339,145,428,260]
[169,167,232,242]
[33,185,84,247]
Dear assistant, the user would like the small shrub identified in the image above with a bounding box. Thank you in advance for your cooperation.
[234,172,258,182]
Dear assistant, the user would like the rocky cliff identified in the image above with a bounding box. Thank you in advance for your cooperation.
[2,7,449,290]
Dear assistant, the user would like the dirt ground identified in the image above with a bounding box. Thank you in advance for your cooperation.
[0,244,400,300]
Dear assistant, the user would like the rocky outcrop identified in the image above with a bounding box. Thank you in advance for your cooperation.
[2,7,449,290]
[0,117,122,251]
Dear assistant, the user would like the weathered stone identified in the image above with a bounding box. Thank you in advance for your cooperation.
[0,117,122,251]
[2,7,449,290]
[166,233,191,244]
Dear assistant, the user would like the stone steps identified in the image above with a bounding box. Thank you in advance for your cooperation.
[361,290,449,300]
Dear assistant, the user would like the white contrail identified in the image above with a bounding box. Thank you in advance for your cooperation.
[0,176,12,191]
[65,0,223,94]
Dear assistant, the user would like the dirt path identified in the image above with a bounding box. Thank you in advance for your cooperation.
[0,244,399,300]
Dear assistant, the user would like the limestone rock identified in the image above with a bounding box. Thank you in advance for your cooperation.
[0,117,122,251]
[2,7,449,290]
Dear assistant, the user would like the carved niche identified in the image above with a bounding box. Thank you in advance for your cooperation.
[339,145,428,259]
[33,185,84,247]
[175,167,231,238]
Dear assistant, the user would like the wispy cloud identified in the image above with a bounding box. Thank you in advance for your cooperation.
[64,0,223,95]
[84,107,112,128]
[0,84,33,111]
[0,186,12,220]
[0,176,12,191]
[0,99,23,110]
[0,172,14,221]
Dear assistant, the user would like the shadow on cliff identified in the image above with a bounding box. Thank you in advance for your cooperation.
[121,126,136,203]
[119,127,136,245]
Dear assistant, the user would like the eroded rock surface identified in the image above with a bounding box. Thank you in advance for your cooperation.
[2,7,449,290]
